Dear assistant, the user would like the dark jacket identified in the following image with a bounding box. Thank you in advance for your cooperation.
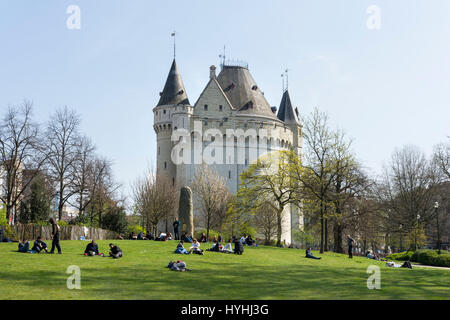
[347,237,354,247]
[32,240,47,252]
[51,223,60,236]
[110,245,121,255]
[85,242,99,255]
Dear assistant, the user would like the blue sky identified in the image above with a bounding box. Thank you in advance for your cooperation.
[1,0,449,198]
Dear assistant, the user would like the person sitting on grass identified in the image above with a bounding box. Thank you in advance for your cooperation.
[156,231,167,241]
[145,231,155,240]
[137,232,145,240]
[166,232,173,240]
[181,232,193,243]
[18,239,30,253]
[234,238,244,255]
[222,239,233,253]
[84,240,100,256]
[246,235,256,246]
[366,250,376,260]
[188,238,204,255]
[199,233,207,243]
[206,240,221,252]
[305,248,321,260]
[32,236,48,253]
[109,243,122,259]
[175,240,189,254]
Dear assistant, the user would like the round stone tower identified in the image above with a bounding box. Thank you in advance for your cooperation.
[153,59,191,185]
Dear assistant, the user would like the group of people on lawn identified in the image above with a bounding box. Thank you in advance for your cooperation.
[174,236,246,255]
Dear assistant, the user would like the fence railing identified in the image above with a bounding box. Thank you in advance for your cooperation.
[13,224,118,241]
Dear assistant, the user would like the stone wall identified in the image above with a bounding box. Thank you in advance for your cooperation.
[13,224,118,241]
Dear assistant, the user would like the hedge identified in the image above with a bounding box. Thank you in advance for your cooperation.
[387,250,450,267]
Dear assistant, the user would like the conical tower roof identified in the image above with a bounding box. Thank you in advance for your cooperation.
[216,65,277,119]
[277,90,300,125]
[157,59,190,106]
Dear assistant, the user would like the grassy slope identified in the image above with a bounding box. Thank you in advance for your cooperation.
[0,240,448,300]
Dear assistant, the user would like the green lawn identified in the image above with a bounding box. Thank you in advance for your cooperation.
[0,240,448,300]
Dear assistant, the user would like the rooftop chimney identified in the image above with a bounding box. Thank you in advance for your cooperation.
[210,65,216,79]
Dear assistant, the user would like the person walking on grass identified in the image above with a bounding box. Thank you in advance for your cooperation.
[347,235,354,259]
[49,218,62,254]
[173,218,180,240]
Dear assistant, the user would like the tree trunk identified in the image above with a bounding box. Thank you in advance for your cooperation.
[276,209,283,246]
[324,218,328,252]
[334,220,344,253]
[319,200,324,253]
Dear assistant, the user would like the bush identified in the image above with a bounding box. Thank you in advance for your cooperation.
[412,250,450,267]
[386,251,414,261]
[195,229,220,241]
[127,225,145,236]
[58,220,69,227]
[0,215,16,240]
[388,250,450,267]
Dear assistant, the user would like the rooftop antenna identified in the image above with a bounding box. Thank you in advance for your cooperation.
[219,45,226,69]
[171,31,176,59]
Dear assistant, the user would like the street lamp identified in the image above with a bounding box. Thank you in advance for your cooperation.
[435,201,441,255]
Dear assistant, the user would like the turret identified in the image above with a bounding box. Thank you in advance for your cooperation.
[153,59,191,185]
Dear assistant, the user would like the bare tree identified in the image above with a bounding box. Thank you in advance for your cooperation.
[379,145,439,250]
[191,163,231,240]
[86,157,119,226]
[45,106,81,220]
[0,101,46,223]
[253,202,278,245]
[132,171,176,235]
[433,140,450,181]
[69,136,96,220]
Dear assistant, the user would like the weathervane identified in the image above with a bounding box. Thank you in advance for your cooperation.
[281,69,289,93]
[171,31,176,59]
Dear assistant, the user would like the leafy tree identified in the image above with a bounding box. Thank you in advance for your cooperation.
[101,206,128,235]
[238,150,301,246]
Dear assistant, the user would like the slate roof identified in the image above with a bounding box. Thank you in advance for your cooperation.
[216,65,277,119]
[277,90,300,125]
[157,59,190,106]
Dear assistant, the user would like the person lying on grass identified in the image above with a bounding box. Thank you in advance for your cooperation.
[32,236,48,253]
[109,243,122,259]
[84,240,105,256]
[175,240,189,254]
[167,260,190,271]
[386,261,412,269]
[305,248,321,260]
[18,239,31,253]
[188,238,204,255]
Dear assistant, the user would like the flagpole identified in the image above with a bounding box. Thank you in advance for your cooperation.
[171,31,176,59]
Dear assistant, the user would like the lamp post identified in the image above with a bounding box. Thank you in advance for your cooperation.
[399,224,403,252]
[435,202,441,255]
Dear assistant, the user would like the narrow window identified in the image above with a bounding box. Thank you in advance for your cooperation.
[204,104,208,111]
[219,105,223,111]
[228,170,231,179]
[164,162,167,170]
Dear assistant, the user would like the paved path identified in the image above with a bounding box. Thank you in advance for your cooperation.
[412,264,450,270]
